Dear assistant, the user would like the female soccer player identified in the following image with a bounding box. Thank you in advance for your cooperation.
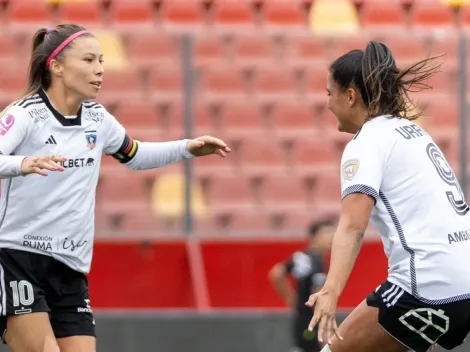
[306,41,470,352]
[0,24,230,352]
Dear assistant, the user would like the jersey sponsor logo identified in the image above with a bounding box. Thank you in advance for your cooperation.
[60,157,95,169]
[342,159,359,181]
[28,107,50,123]
[85,130,97,149]
[0,114,14,136]
[83,109,104,123]
[399,308,449,345]
[448,229,470,244]
[22,234,53,251]
[62,237,88,252]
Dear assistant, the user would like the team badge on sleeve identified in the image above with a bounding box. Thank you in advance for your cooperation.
[342,159,360,181]
[85,131,97,149]
[0,114,15,136]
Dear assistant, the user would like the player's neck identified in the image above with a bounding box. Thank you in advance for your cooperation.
[45,85,82,117]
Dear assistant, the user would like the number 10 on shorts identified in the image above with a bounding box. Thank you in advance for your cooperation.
[10,280,34,314]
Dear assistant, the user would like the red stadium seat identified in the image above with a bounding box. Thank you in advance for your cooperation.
[270,102,316,135]
[223,212,272,232]
[113,102,159,129]
[204,175,255,212]
[0,66,28,101]
[9,0,55,28]
[97,176,148,203]
[231,34,277,64]
[237,137,287,175]
[161,0,204,27]
[213,1,254,27]
[258,175,306,210]
[193,35,226,66]
[411,2,455,28]
[424,100,458,129]
[285,35,327,61]
[58,1,102,27]
[149,66,183,102]
[200,66,248,100]
[291,139,339,173]
[120,211,168,235]
[361,2,405,29]
[111,2,153,27]
[381,35,426,64]
[218,102,267,137]
[303,66,328,96]
[252,66,299,100]
[100,68,143,102]
[127,33,181,67]
[263,0,305,28]
[327,36,371,61]
[0,35,17,63]
[312,171,342,203]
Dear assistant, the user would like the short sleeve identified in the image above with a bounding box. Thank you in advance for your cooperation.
[102,109,126,155]
[340,138,387,204]
[0,106,31,155]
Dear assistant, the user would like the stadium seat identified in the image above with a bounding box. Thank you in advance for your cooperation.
[0,35,17,63]
[270,102,317,136]
[252,66,299,100]
[382,35,426,62]
[57,1,102,28]
[326,36,371,61]
[303,66,328,96]
[152,172,208,219]
[200,66,248,101]
[291,139,339,173]
[411,2,455,28]
[285,35,326,62]
[0,66,28,101]
[218,102,267,137]
[203,175,256,212]
[95,31,128,71]
[100,68,143,102]
[149,66,183,103]
[309,0,360,35]
[111,1,153,27]
[222,212,272,232]
[120,210,169,236]
[263,0,306,28]
[9,0,55,28]
[193,35,227,66]
[113,102,159,128]
[312,171,342,203]
[213,1,254,27]
[127,32,181,67]
[230,34,277,64]
[258,175,306,210]
[361,2,405,30]
[424,100,458,128]
[161,0,204,27]
[237,137,288,175]
[97,176,148,203]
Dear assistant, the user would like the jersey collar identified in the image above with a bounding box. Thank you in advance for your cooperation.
[38,89,82,127]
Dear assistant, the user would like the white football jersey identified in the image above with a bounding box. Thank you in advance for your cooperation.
[341,115,470,304]
[0,90,191,274]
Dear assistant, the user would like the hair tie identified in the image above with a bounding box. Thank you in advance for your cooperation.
[45,28,53,34]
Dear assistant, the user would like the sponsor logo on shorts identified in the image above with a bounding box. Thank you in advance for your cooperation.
[0,114,15,136]
[77,299,93,313]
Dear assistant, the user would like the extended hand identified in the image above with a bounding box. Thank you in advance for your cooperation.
[21,155,67,176]
[187,136,231,157]
[305,288,343,345]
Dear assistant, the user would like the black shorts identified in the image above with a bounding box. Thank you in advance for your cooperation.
[293,314,321,352]
[367,280,470,352]
[0,248,95,341]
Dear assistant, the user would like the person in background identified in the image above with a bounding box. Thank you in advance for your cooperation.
[269,219,335,352]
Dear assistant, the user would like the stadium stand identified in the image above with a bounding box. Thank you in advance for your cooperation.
[0,0,464,237]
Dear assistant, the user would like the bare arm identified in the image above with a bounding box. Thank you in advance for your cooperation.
[268,263,295,308]
[322,193,375,297]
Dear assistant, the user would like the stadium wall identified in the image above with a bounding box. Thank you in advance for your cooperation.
[0,312,466,352]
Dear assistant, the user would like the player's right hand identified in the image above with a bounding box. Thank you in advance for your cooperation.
[21,155,67,176]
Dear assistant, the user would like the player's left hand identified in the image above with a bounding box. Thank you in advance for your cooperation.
[305,288,343,345]
[187,136,231,157]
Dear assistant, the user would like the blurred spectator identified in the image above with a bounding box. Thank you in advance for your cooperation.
[268,219,335,352]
